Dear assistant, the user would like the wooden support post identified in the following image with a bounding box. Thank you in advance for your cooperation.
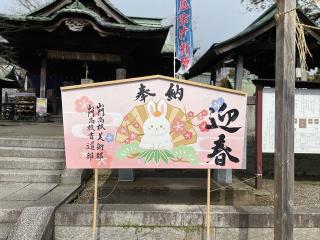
[275,1,296,240]
[255,84,263,189]
[0,88,2,117]
[93,169,99,240]
[40,53,47,98]
[206,169,211,240]
[235,55,244,90]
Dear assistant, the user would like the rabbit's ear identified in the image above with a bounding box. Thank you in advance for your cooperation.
[147,100,156,116]
[158,99,167,116]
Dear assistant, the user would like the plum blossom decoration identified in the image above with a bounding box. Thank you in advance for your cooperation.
[75,96,94,113]
[172,118,186,134]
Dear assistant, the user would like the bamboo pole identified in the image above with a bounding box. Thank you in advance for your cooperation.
[206,169,211,240]
[92,168,99,240]
[173,0,176,77]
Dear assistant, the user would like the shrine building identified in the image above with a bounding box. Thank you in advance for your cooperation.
[0,0,173,115]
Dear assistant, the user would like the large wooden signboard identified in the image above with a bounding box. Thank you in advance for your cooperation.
[61,75,247,169]
[263,88,320,153]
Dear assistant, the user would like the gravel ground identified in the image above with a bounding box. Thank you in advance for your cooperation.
[73,173,111,204]
[238,174,320,207]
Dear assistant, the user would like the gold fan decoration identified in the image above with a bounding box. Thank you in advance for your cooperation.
[115,102,197,147]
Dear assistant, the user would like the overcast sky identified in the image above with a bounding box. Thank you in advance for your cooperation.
[0,0,263,54]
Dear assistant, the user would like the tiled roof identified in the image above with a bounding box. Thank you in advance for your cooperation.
[0,0,170,33]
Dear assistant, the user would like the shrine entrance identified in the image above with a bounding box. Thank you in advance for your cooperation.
[0,0,173,116]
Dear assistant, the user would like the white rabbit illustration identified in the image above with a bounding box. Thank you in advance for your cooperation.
[139,99,173,150]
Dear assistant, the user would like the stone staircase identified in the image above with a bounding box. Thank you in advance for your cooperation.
[0,137,66,240]
[0,138,65,183]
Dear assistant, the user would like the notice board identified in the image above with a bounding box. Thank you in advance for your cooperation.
[263,88,320,153]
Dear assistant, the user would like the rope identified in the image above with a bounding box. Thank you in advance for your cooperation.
[96,174,263,199]
[296,13,313,74]
[299,23,320,30]
[275,0,320,18]
[274,0,320,75]
[98,180,119,200]
[210,174,260,193]
[274,0,320,30]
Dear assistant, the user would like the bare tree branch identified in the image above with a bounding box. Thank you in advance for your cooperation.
[13,0,53,14]
[241,0,274,11]
[17,0,41,12]
[241,0,320,25]
[0,0,53,63]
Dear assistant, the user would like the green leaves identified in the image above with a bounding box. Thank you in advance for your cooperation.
[172,145,198,165]
[138,149,175,164]
[116,142,142,159]
[116,142,199,165]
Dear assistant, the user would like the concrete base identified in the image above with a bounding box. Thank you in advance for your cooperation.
[35,114,50,123]
[118,169,135,182]
[54,204,320,240]
[213,169,232,185]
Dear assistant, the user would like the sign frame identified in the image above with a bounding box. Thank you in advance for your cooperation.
[61,75,247,170]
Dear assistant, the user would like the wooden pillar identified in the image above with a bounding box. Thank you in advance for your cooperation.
[233,54,246,184]
[274,1,296,240]
[40,53,47,98]
[213,65,232,184]
[215,55,245,185]
[235,54,248,185]
[255,85,263,189]
[116,67,134,182]
[235,55,244,90]
[210,69,216,86]
[52,77,58,115]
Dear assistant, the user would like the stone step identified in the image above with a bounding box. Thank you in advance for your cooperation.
[0,169,62,183]
[0,138,64,149]
[0,223,13,240]
[0,157,65,170]
[54,205,320,240]
[3,183,58,201]
[0,201,27,223]
[0,147,65,158]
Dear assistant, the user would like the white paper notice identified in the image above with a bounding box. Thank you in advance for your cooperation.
[262,88,320,153]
